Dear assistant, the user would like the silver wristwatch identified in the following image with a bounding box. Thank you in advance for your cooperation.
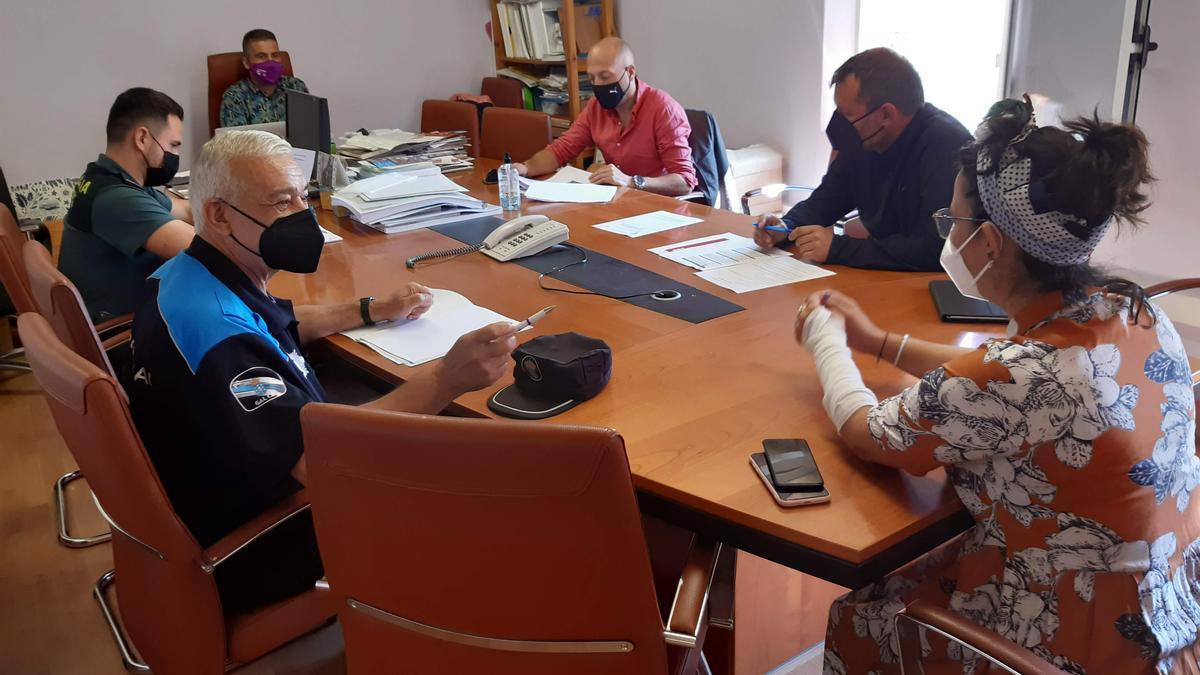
[633,175,646,190]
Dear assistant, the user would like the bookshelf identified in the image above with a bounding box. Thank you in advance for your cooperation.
[489,0,617,123]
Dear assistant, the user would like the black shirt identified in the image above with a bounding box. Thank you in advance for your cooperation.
[129,237,324,610]
[783,103,971,271]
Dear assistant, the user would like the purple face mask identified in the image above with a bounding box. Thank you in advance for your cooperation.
[249,60,284,86]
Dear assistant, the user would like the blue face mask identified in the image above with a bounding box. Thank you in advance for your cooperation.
[593,71,630,110]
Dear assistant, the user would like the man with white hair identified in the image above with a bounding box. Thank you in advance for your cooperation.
[127,130,518,611]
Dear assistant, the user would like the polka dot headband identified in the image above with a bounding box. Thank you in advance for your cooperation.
[975,112,1109,266]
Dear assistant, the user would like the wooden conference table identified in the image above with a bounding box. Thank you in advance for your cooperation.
[270,160,987,589]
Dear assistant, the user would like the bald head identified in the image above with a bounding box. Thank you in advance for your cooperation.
[586,37,637,94]
[589,37,634,70]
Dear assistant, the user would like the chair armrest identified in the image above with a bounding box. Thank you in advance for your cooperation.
[897,599,1068,674]
[200,489,312,573]
[1146,278,1200,299]
[101,330,131,352]
[663,539,722,648]
[95,313,133,339]
[675,191,706,204]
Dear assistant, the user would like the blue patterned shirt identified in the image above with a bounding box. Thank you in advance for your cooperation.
[218,76,308,128]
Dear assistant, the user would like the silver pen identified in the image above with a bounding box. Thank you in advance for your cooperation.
[516,305,556,331]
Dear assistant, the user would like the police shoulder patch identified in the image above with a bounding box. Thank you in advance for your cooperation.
[229,367,287,412]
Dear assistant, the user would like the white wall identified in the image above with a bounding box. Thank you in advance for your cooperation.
[618,0,833,190]
[1092,0,1200,345]
[0,0,495,186]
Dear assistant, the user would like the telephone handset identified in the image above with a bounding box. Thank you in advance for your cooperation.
[405,214,569,268]
[480,215,569,262]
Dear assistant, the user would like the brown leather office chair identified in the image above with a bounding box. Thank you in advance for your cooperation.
[0,203,36,372]
[481,76,525,110]
[480,107,553,162]
[301,404,721,675]
[23,239,126,547]
[421,99,481,159]
[896,599,1068,674]
[207,51,295,136]
[18,312,334,674]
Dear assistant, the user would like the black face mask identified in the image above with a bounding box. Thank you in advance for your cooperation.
[143,132,180,187]
[223,201,324,273]
[844,104,886,149]
[593,71,630,110]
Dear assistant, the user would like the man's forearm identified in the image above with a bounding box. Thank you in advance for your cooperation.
[363,368,456,415]
[295,302,362,344]
[641,173,690,197]
[523,148,562,177]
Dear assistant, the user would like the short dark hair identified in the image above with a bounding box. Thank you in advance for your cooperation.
[105,87,184,145]
[242,29,278,54]
[831,48,924,116]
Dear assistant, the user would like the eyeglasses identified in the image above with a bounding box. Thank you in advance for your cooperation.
[846,103,884,126]
[932,207,988,239]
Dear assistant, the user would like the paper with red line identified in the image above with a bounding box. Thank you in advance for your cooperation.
[648,232,789,270]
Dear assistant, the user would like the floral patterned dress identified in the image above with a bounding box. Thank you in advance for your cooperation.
[824,291,1200,674]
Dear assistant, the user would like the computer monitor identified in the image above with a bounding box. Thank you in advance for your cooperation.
[285,90,331,154]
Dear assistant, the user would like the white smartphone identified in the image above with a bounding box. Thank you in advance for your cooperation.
[750,453,831,507]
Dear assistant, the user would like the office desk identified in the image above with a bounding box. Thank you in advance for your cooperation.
[270,162,985,588]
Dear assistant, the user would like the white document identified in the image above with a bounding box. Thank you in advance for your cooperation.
[696,256,835,294]
[546,166,594,183]
[341,289,515,366]
[291,148,317,181]
[523,180,617,204]
[342,172,467,202]
[648,233,788,270]
[594,211,703,238]
[319,226,343,243]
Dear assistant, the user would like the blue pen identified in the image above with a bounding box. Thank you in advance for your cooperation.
[753,222,790,234]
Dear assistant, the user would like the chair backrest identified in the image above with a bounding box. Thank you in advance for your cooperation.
[480,107,552,162]
[481,76,525,110]
[302,404,669,675]
[23,240,113,376]
[684,109,729,209]
[421,99,481,159]
[17,312,227,670]
[0,203,36,315]
[207,51,295,136]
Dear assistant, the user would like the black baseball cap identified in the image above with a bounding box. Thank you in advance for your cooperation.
[488,332,612,420]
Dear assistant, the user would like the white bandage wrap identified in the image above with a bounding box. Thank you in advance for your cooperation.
[801,306,879,430]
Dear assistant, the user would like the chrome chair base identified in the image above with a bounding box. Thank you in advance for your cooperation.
[1,347,30,372]
[55,470,112,548]
[94,570,151,673]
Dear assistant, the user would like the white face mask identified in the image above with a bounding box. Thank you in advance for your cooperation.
[939,225,993,301]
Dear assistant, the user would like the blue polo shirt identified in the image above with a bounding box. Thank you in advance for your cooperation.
[129,236,325,610]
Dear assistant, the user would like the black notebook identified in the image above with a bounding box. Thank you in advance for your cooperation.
[929,280,1009,323]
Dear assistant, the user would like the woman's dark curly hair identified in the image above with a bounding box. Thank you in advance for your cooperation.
[958,97,1154,309]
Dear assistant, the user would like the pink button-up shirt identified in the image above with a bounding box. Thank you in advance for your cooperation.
[549,80,697,188]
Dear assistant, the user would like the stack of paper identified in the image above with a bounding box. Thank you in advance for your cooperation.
[649,232,836,293]
[522,179,617,204]
[331,172,500,233]
[339,129,474,175]
[341,289,516,366]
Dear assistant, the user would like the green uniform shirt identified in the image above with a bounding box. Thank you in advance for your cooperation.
[218,76,308,128]
[59,154,175,320]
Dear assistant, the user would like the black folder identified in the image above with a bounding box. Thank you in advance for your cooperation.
[929,280,1008,323]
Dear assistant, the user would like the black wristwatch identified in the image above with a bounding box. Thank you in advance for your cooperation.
[360,296,376,326]
[633,175,646,190]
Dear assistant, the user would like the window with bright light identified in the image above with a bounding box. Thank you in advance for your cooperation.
[858,0,1011,130]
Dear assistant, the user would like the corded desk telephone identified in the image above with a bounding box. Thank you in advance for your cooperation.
[479,215,569,262]
[405,215,569,267]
